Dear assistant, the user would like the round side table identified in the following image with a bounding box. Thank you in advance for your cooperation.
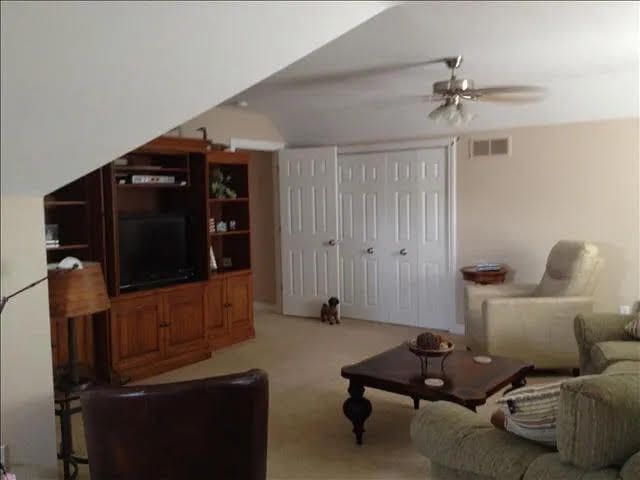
[460,266,508,285]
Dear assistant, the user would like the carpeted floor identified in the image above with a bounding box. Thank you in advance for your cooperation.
[63,309,563,479]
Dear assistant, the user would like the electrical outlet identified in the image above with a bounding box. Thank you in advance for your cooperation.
[619,305,632,315]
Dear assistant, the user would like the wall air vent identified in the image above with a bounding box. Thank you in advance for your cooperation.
[470,137,511,158]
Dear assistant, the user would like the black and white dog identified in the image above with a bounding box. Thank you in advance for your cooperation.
[320,297,340,325]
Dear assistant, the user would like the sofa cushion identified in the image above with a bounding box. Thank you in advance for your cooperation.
[590,341,640,372]
[603,361,640,375]
[411,401,550,480]
[620,451,640,480]
[524,453,619,480]
[558,373,640,470]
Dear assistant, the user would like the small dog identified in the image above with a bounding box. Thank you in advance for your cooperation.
[320,296,340,325]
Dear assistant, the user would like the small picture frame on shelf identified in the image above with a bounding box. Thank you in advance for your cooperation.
[45,224,59,247]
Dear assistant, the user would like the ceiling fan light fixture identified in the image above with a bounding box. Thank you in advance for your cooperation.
[428,99,475,126]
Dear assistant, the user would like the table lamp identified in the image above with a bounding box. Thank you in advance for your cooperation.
[48,261,110,387]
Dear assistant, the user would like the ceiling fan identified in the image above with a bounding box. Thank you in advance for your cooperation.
[269,55,545,126]
[420,55,544,125]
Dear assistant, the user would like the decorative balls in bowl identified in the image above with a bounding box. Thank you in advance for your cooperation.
[407,332,454,356]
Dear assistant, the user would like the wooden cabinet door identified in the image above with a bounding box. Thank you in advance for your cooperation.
[111,294,164,370]
[207,278,228,341]
[226,274,253,330]
[163,284,208,357]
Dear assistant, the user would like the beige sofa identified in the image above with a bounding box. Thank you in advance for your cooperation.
[411,313,640,479]
[464,241,602,369]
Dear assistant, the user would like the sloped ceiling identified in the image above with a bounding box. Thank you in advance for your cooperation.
[232,1,640,146]
[0,1,393,195]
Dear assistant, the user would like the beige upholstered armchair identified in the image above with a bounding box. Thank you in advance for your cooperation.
[464,241,602,369]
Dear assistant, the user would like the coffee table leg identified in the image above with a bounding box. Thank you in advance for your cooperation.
[512,376,527,390]
[413,397,420,410]
[342,381,372,445]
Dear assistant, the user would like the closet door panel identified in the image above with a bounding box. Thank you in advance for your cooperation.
[415,148,450,330]
[385,151,422,326]
[338,154,387,322]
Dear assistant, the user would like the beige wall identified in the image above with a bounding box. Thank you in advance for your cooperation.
[456,118,639,315]
[0,196,57,477]
[248,151,278,304]
[180,106,284,145]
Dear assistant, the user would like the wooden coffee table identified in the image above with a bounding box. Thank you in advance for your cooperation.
[341,345,533,444]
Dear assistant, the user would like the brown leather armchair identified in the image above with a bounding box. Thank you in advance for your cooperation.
[80,369,268,480]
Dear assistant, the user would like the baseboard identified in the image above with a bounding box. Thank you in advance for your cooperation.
[254,301,277,313]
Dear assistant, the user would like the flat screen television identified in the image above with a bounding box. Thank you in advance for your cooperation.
[118,214,194,291]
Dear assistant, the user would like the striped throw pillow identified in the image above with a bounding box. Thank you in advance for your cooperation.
[624,314,640,340]
[496,381,563,447]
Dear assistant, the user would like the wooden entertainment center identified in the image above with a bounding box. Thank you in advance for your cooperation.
[45,136,254,381]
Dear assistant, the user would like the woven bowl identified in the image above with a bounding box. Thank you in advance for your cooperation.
[406,339,455,357]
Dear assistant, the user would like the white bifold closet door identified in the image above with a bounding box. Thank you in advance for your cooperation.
[385,149,449,329]
[278,147,339,317]
[338,153,387,322]
[279,145,451,329]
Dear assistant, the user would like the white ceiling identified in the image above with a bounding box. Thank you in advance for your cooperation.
[232,1,640,146]
[1,2,392,195]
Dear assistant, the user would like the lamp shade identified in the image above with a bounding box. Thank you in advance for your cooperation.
[48,262,110,317]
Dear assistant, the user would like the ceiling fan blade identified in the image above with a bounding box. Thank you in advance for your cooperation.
[467,86,546,103]
[269,57,458,89]
[335,94,443,112]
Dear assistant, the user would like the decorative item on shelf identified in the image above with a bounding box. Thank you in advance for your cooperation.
[210,168,237,199]
[209,246,218,272]
[407,332,454,380]
[229,220,237,231]
[45,224,60,248]
[222,257,233,268]
[196,126,208,141]
[216,221,228,232]
[209,218,216,234]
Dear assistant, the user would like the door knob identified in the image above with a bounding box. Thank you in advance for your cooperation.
[399,248,408,256]
[328,239,337,246]
[366,247,375,254]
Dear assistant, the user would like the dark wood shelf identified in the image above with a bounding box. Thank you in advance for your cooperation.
[210,230,250,237]
[209,268,252,279]
[45,201,88,207]
[208,198,249,203]
[114,166,189,173]
[46,244,90,251]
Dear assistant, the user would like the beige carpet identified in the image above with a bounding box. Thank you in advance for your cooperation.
[63,309,563,479]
